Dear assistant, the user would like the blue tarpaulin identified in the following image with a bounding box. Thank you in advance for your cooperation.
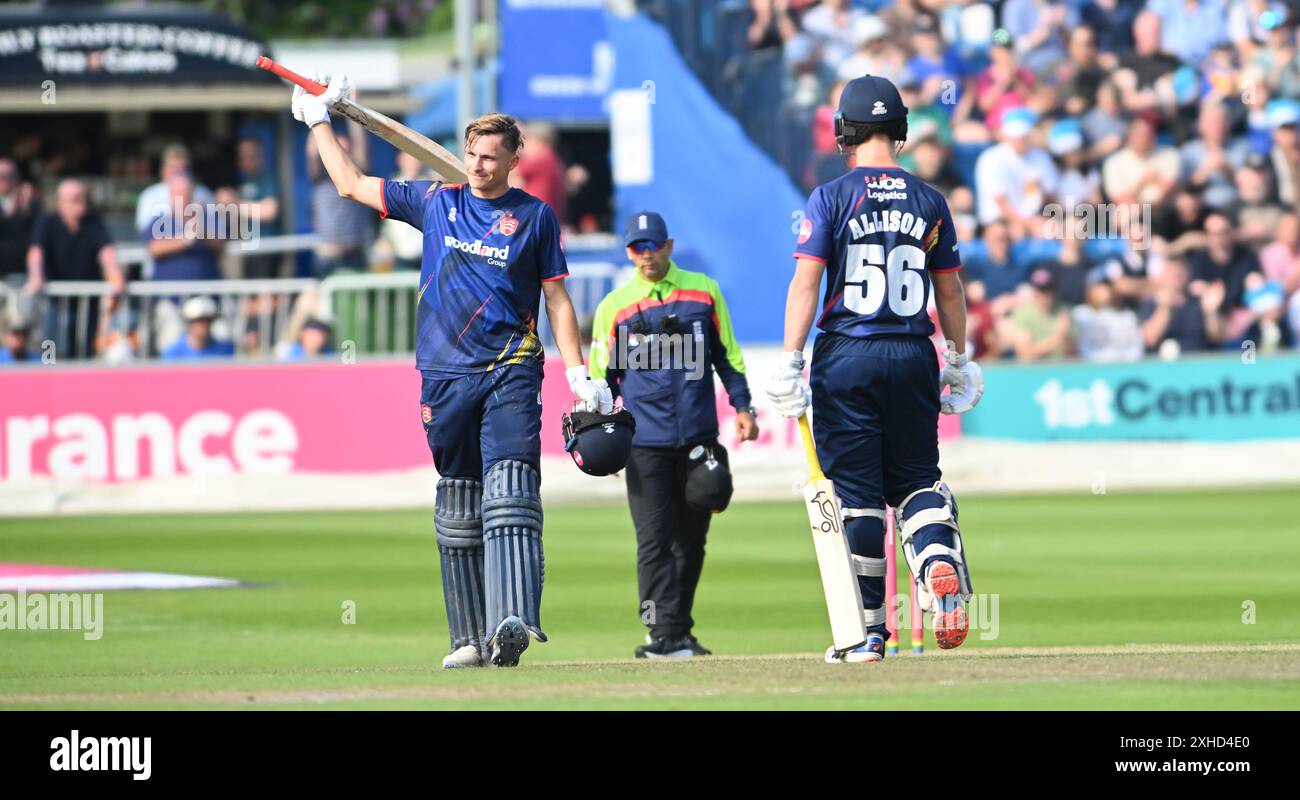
[609,14,807,343]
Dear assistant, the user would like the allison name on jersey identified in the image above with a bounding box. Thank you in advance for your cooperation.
[794,166,961,340]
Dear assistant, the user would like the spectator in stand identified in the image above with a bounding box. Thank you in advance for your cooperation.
[905,13,967,109]
[1259,212,1300,308]
[748,0,798,51]
[512,123,568,223]
[279,317,333,361]
[144,174,223,283]
[0,158,38,285]
[800,0,867,70]
[306,122,375,277]
[1036,225,1095,309]
[0,317,32,363]
[910,136,967,205]
[1147,0,1229,66]
[1246,13,1300,99]
[961,279,1000,360]
[1080,0,1141,64]
[135,144,216,268]
[1188,211,1262,339]
[897,71,953,168]
[1140,257,1224,354]
[1265,99,1300,205]
[1112,11,1181,113]
[973,107,1057,237]
[1150,184,1209,255]
[1101,112,1179,205]
[1001,0,1076,77]
[1228,0,1290,56]
[964,219,1030,301]
[836,15,905,84]
[1234,156,1287,246]
[1057,26,1108,116]
[27,179,125,360]
[1239,270,1290,351]
[1072,274,1144,362]
[235,138,282,279]
[1047,118,1101,210]
[975,29,1037,132]
[161,296,233,360]
[1003,267,1074,361]
[1081,80,1128,162]
[1180,101,1253,210]
[145,174,225,352]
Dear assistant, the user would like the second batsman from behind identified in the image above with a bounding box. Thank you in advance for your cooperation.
[767,75,984,663]
[292,76,612,669]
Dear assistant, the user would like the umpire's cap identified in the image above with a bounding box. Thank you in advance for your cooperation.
[685,442,733,513]
[835,74,909,150]
[562,406,636,476]
[624,211,669,247]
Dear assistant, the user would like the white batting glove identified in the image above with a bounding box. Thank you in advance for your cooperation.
[939,347,984,415]
[291,72,349,128]
[566,365,613,414]
[765,350,811,418]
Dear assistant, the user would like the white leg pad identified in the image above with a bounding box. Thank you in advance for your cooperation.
[897,482,973,611]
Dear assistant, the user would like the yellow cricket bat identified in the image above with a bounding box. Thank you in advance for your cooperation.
[258,56,470,185]
[798,413,868,654]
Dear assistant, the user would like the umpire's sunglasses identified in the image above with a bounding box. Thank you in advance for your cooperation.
[629,240,668,254]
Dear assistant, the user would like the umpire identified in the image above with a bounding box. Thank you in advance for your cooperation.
[590,211,758,658]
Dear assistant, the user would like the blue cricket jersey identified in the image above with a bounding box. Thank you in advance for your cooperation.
[381,180,568,377]
[794,166,961,339]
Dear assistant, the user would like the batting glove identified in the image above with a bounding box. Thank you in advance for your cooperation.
[939,347,984,415]
[291,72,349,128]
[765,350,811,418]
[566,364,614,415]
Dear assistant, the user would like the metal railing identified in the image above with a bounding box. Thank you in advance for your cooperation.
[316,260,633,354]
[34,278,317,361]
[8,260,634,363]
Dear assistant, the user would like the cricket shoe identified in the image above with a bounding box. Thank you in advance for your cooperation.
[441,643,484,669]
[684,635,712,656]
[488,616,530,667]
[925,560,968,649]
[635,636,695,659]
[824,632,885,664]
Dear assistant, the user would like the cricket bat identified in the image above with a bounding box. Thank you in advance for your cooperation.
[798,413,868,654]
[257,56,470,185]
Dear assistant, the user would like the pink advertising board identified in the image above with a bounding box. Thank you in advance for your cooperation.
[0,354,957,484]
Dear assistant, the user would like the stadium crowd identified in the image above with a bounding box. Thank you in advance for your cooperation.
[755,0,1300,359]
[5,0,1300,364]
[0,112,582,363]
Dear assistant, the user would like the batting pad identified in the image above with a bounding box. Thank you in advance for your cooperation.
[482,460,546,640]
[435,477,486,652]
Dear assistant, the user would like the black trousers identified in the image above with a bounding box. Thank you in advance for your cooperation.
[625,443,715,640]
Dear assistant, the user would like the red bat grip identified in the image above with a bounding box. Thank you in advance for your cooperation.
[255,56,327,95]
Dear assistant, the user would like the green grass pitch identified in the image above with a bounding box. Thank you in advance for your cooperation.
[1,487,1298,710]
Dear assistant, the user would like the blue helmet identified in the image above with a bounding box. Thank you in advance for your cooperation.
[835,74,910,151]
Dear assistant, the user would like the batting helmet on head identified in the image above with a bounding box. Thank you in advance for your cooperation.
[561,406,636,476]
[834,74,909,153]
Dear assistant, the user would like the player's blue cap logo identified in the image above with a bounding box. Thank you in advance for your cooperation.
[837,75,907,124]
[625,210,669,246]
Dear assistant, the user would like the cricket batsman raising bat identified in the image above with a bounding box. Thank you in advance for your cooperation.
[289,74,612,669]
[767,75,983,664]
